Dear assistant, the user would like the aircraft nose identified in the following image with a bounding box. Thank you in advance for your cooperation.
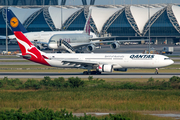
[167,59,174,66]
[170,59,174,65]
[48,43,54,49]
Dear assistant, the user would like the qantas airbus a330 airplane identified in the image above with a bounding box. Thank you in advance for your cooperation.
[7,10,174,75]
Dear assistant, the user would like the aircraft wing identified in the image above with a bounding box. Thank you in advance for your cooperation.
[90,39,148,44]
[90,36,148,43]
[31,41,48,45]
[89,36,119,41]
[61,59,119,68]
[62,59,99,66]
[0,35,7,39]
[68,39,147,50]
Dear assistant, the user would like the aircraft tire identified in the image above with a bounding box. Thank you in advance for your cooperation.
[83,71,88,75]
[96,71,101,75]
[91,71,97,75]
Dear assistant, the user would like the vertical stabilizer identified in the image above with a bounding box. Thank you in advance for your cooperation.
[6,9,28,33]
[14,31,50,66]
[83,9,92,35]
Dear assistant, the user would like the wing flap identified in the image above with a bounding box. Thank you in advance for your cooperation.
[62,59,99,66]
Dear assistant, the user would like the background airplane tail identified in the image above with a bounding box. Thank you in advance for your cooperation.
[7,9,50,66]
[7,9,28,33]
[83,9,92,36]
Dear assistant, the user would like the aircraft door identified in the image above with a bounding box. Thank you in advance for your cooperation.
[57,39,62,48]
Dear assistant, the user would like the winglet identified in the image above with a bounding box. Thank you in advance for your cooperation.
[6,9,28,33]
[83,9,92,35]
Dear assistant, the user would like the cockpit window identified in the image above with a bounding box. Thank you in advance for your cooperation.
[50,40,55,42]
[164,58,170,60]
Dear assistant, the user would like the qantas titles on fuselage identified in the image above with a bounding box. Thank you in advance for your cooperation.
[130,54,154,59]
[104,54,154,59]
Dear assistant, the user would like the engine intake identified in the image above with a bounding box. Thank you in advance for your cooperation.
[110,42,120,49]
[87,44,95,52]
[98,64,113,72]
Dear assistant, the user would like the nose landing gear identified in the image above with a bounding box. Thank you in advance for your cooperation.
[155,68,159,74]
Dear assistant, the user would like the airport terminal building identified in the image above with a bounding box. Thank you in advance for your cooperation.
[0,3,180,45]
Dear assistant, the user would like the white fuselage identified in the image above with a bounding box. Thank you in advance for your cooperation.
[47,33,97,49]
[42,53,173,69]
[8,31,97,46]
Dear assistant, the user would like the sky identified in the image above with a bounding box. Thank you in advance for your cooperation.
[64,0,180,5]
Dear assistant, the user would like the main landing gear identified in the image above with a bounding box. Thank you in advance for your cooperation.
[155,68,159,74]
[83,71,101,75]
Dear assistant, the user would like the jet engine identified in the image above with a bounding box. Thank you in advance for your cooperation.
[97,65,113,72]
[87,44,95,52]
[114,68,127,72]
[36,44,44,50]
[110,42,120,49]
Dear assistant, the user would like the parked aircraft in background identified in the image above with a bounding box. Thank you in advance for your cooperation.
[0,36,7,39]
[7,9,144,53]
[7,9,97,51]
[8,11,174,74]
[47,9,143,53]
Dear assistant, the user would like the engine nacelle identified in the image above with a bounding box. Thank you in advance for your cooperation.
[114,68,127,72]
[110,42,120,49]
[36,44,44,50]
[97,65,113,72]
[42,43,48,47]
[87,44,96,52]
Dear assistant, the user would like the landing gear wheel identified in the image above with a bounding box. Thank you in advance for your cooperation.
[155,68,159,74]
[96,71,101,75]
[155,71,158,74]
[91,71,97,75]
[83,71,88,75]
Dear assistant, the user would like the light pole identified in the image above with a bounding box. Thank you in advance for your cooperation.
[148,0,150,54]
[61,5,63,30]
[6,0,8,53]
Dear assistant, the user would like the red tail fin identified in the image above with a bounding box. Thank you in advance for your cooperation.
[14,31,50,66]
[83,9,92,35]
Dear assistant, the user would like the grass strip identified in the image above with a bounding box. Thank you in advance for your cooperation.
[0,89,179,113]
[0,76,179,113]
[0,77,178,120]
